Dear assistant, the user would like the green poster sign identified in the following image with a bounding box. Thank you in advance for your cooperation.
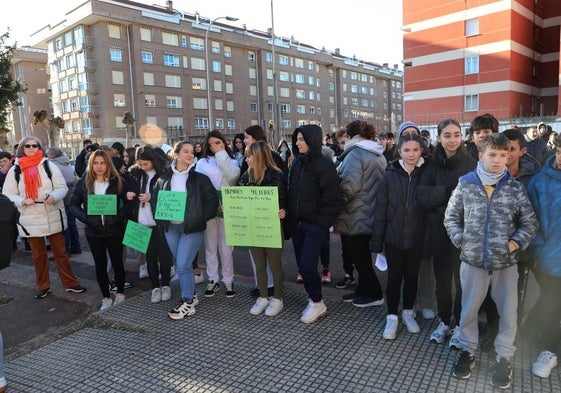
[222,186,282,248]
[87,194,117,215]
[154,190,187,221]
[122,220,152,254]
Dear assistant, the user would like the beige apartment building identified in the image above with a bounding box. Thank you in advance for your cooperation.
[29,0,403,156]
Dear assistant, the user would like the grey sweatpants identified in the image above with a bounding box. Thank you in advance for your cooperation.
[458,262,518,360]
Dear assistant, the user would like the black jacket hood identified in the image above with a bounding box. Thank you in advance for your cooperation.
[292,124,323,157]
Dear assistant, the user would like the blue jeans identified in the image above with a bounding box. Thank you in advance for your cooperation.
[291,221,327,302]
[165,224,204,302]
[64,207,81,253]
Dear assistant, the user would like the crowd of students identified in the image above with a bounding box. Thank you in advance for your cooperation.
[1,114,560,390]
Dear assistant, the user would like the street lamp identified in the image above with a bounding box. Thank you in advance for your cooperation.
[205,16,238,131]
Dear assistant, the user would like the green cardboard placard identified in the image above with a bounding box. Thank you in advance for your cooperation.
[154,190,187,221]
[222,186,282,248]
[122,220,152,254]
[87,194,117,215]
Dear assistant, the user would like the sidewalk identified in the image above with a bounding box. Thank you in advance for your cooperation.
[2,241,559,392]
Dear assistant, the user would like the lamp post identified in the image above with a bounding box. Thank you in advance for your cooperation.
[205,16,238,131]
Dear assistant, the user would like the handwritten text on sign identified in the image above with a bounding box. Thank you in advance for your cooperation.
[87,194,117,215]
[154,190,187,221]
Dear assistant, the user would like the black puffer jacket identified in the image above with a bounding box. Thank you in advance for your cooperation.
[126,167,160,222]
[288,124,342,230]
[69,176,129,238]
[371,159,426,252]
[151,166,218,234]
[417,144,476,224]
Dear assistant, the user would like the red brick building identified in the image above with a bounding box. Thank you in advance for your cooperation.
[402,0,561,128]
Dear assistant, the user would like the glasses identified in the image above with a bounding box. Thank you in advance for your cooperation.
[24,144,39,148]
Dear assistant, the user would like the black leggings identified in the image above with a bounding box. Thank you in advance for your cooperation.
[146,226,173,289]
[385,244,423,315]
[87,234,125,298]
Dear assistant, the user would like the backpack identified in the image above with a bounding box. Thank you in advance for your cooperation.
[13,160,52,185]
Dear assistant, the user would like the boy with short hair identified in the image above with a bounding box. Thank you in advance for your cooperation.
[465,113,499,159]
[444,133,538,389]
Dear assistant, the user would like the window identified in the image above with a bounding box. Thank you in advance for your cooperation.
[192,78,206,90]
[296,89,305,99]
[74,27,84,45]
[227,119,235,129]
[215,119,224,129]
[352,98,359,106]
[61,101,69,113]
[282,120,291,130]
[165,75,181,88]
[140,27,151,41]
[212,41,220,53]
[167,96,182,108]
[309,107,315,115]
[108,24,121,39]
[112,71,124,85]
[280,104,291,114]
[250,103,258,112]
[212,61,222,72]
[265,52,273,63]
[168,117,183,129]
[226,83,234,94]
[351,85,358,93]
[226,101,234,111]
[279,71,289,82]
[249,68,256,79]
[308,61,314,71]
[223,46,232,57]
[146,116,157,125]
[295,58,304,68]
[308,76,315,86]
[295,74,305,84]
[72,120,80,133]
[141,50,153,64]
[190,37,204,51]
[76,51,85,68]
[350,72,358,80]
[266,69,273,79]
[215,99,223,110]
[248,51,255,61]
[342,70,347,78]
[361,74,368,82]
[114,94,126,107]
[82,118,92,135]
[194,118,209,130]
[267,103,273,112]
[78,73,88,90]
[465,94,479,111]
[466,18,479,36]
[267,86,274,96]
[316,79,321,88]
[296,105,305,114]
[329,82,334,91]
[225,64,232,76]
[144,72,154,86]
[162,32,179,46]
[66,55,75,69]
[249,85,257,96]
[164,53,180,67]
[193,98,207,109]
[68,76,76,90]
[280,87,290,97]
[55,37,63,51]
[145,95,156,107]
[181,36,187,47]
[361,86,368,94]
[316,93,321,101]
[279,55,289,66]
[70,99,79,111]
[110,48,122,62]
[465,56,479,74]
[214,80,222,91]
[309,91,315,100]
[191,58,205,70]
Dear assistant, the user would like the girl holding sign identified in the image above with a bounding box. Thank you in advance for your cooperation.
[239,141,287,316]
[196,131,240,298]
[153,141,218,319]
[70,150,128,311]
[127,146,173,303]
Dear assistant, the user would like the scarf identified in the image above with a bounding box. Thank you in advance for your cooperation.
[476,161,507,186]
[18,150,44,200]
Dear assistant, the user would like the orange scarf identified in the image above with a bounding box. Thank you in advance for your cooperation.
[18,150,44,200]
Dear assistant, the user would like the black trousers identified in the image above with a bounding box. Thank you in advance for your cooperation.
[341,234,382,299]
[87,234,125,298]
[385,244,423,315]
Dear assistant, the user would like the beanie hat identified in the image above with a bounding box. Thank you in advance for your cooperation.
[398,121,420,137]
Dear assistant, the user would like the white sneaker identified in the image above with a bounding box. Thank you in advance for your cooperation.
[192,294,199,306]
[422,308,436,320]
[250,297,269,315]
[194,272,205,284]
[300,299,327,324]
[114,293,126,305]
[532,350,558,378]
[265,298,284,316]
[139,264,149,279]
[168,300,195,320]
[151,288,162,303]
[383,314,399,340]
[0,376,7,390]
[161,286,172,302]
[100,297,113,311]
[402,309,421,333]
[430,321,450,344]
[449,326,461,349]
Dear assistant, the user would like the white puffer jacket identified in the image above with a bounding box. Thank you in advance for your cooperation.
[3,158,68,237]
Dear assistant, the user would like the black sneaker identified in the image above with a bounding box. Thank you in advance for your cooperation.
[65,285,87,293]
[34,288,51,299]
[109,281,132,293]
[453,350,475,379]
[205,281,219,297]
[224,282,236,298]
[491,358,512,389]
[335,275,356,289]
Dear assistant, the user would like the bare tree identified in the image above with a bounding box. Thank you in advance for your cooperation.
[33,110,64,147]
[122,111,135,147]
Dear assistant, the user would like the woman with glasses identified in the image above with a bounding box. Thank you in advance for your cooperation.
[3,136,86,299]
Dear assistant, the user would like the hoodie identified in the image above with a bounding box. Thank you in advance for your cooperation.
[288,125,342,230]
[515,153,541,187]
[48,154,75,186]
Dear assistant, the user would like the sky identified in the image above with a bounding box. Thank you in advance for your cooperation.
[3,0,404,67]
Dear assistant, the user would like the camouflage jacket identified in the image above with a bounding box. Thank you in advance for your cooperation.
[444,170,538,272]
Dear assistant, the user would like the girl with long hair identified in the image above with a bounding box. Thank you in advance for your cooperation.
[69,150,128,310]
[239,141,287,316]
[196,131,240,298]
[232,133,246,168]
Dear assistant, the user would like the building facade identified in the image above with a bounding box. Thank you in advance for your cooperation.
[403,0,561,128]
[27,0,402,156]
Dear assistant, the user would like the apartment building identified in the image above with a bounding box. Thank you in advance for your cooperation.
[402,0,561,128]
[27,0,402,156]
[8,47,50,146]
